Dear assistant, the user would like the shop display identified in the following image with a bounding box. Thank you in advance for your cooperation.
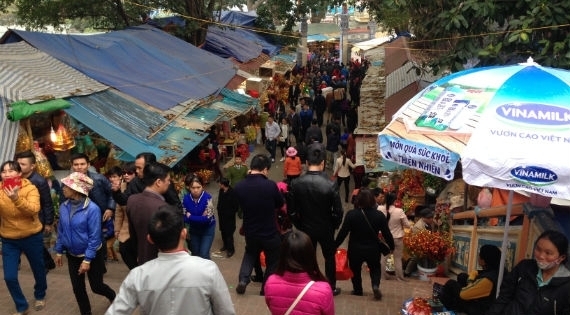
[32,141,54,178]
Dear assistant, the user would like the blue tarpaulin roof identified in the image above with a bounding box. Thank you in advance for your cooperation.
[2,26,237,111]
[205,11,281,57]
[220,11,258,26]
[203,27,263,62]
[66,90,208,166]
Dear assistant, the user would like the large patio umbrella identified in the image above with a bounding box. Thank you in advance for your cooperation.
[379,57,570,293]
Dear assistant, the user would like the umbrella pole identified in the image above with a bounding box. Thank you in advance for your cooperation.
[496,190,514,297]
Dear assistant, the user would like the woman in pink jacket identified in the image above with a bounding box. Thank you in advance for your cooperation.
[265,230,334,315]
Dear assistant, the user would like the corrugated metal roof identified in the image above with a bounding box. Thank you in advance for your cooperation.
[0,41,107,163]
[66,90,208,166]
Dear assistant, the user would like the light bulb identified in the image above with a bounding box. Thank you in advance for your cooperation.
[50,126,57,142]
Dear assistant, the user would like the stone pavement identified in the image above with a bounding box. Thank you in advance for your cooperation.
[0,144,434,315]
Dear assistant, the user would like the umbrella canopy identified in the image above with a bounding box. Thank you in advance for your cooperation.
[380,57,570,200]
[379,57,570,295]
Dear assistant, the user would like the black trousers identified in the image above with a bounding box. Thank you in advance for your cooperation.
[118,238,138,270]
[66,247,115,315]
[218,212,236,252]
[348,245,381,292]
[305,230,337,290]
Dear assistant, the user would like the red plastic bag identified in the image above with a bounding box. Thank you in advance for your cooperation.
[335,248,353,280]
[260,251,266,267]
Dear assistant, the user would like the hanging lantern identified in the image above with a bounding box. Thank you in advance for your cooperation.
[51,111,76,151]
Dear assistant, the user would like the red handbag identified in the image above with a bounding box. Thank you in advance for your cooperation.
[335,248,353,280]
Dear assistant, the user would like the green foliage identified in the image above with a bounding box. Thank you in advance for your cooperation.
[344,0,570,73]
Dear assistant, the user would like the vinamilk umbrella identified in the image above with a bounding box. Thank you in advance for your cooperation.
[379,57,570,293]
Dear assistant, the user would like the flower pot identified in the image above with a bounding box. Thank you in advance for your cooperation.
[417,264,437,281]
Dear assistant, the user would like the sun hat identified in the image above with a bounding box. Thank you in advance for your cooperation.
[61,172,94,196]
[286,147,298,157]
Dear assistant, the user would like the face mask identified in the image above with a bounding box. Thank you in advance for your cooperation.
[536,259,560,270]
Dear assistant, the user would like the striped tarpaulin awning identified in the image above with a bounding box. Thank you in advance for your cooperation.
[0,41,108,162]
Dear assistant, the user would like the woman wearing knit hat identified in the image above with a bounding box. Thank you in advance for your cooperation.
[54,172,116,315]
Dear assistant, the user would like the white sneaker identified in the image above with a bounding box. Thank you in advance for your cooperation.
[271,158,275,163]
[279,157,285,162]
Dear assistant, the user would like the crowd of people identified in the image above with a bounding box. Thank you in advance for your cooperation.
[1,143,570,315]
[2,57,570,315]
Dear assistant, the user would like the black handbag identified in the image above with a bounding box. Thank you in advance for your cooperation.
[360,209,391,255]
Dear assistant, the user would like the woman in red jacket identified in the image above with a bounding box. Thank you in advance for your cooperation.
[265,230,334,315]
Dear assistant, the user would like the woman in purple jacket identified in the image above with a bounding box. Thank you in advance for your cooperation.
[265,230,334,315]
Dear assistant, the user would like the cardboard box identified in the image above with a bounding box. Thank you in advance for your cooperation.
[246,78,263,93]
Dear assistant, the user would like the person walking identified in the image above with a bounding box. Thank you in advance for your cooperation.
[313,88,327,127]
[333,149,355,203]
[69,153,115,224]
[288,143,344,296]
[334,188,394,300]
[216,178,238,258]
[54,172,116,315]
[0,161,46,315]
[182,174,216,260]
[283,147,302,183]
[374,189,411,281]
[126,162,170,265]
[265,230,335,315]
[105,205,235,315]
[110,163,138,270]
[15,151,56,273]
[287,105,301,146]
[234,154,283,295]
[265,116,281,163]
[278,117,289,162]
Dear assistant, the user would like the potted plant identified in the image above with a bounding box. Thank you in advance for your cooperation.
[404,230,454,275]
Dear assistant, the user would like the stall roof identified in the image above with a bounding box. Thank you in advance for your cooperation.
[352,36,391,51]
[203,26,263,62]
[220,11,258,26]
[0,41,108,164]
[1,26,237,111]
[66,90,208,166]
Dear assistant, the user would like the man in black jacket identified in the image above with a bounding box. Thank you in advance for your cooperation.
[234,154,283,295]
[16,151,56,272]
[111,152,181,210]
[287,143,344,296]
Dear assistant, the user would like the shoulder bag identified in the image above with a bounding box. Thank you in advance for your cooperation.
[284,281,315,315]
[360,209,391,255]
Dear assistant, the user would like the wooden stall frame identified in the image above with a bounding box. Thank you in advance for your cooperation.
[449,203,530,274]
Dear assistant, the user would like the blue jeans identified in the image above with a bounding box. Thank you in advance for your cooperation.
[265,139,277,160]
[190,223,216,259]
[2,233,47,312]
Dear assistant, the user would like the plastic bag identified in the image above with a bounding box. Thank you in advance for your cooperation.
[335,248,353,280]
